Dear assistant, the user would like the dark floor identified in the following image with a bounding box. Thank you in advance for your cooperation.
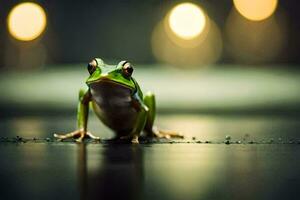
[1,142,300,200]
[0,114,300,200]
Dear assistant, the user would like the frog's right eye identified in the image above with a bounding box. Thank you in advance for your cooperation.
[87,59,97,74]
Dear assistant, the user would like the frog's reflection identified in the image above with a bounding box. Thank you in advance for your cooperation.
[77,144,144,200]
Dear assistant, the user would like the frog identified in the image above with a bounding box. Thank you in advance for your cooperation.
[54,58,182,143]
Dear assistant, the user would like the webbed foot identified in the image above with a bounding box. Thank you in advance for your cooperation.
[54,128,100,142]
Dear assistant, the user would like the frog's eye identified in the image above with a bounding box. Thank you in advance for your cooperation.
[87,59,97,75]
[122,62,133,78]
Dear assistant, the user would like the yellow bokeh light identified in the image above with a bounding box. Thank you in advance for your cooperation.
[7,2,47,41]
[168,3,206,40]
[225,8,286,63]
[152,17,222,67]
[233,0,278,21]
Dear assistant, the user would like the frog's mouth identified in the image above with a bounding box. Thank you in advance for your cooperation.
[88,78,133,90]
[89,78,134,101]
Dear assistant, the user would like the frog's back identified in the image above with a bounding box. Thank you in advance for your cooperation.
[89,80,138,135]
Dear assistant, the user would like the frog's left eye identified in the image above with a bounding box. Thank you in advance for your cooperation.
[122,62,133,78]
[87,59,97,75]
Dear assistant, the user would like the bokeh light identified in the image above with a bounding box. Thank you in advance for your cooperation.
[168,3,206,40]
[225,8,286,63]
[152,17,222,67]
[233,0,278,21]
[7,2,47,41]
[151,2,222,67]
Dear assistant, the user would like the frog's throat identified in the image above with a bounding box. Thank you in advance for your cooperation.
[87,78,134,90]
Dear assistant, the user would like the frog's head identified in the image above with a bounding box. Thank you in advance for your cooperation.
[85,58,136,89]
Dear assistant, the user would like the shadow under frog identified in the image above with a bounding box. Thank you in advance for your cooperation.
[77,144,144,200]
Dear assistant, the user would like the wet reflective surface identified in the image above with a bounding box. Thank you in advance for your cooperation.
[1,114,300,142]
[0,114,300,200]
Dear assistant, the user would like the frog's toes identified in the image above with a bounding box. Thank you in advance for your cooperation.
[159,130,184,139]
[54,130,81,140]
[54,136,63,142]
[119,135,139,144]
[86,132,101,140]
[54,129,100,142]
[149,127,184,139]
[75,136,84,143]
[131,136,139,144]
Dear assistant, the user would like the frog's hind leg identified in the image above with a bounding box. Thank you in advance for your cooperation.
[54,89,100,142]
[143,91,184,139]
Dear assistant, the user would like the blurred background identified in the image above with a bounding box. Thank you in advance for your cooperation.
[0,0,300,140]
[1,0,300,67]
[1,2,300,200]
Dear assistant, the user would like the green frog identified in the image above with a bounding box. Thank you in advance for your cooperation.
[54,58,182,143]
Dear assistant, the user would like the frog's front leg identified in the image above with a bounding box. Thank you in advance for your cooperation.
[128,92,149,144]
[143,91,184,139]
[54,89,100,142]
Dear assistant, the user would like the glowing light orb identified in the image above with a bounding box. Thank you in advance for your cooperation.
[233,0,278,21]
[225,8,286,63]
[168,3,206,40]
[7,2,47,41]
[152,18,222,67]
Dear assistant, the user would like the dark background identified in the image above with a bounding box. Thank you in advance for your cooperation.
[0,0,299,68]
